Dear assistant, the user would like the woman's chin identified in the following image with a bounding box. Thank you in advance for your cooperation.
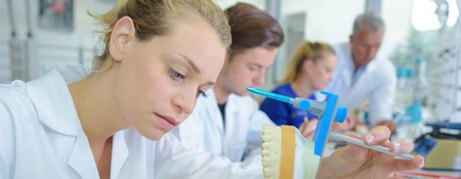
[142,129,167,141]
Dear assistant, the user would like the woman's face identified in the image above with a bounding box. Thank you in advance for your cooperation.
[306,53,337,90]
[111,17,226,140]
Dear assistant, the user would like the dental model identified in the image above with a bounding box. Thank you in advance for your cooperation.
[248,88,415,179]
[262,125,319,179]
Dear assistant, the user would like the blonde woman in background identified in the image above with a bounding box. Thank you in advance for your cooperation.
[260,41,354,137]
[260,41,337,134]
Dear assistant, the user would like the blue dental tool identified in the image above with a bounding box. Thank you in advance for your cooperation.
[248,87,347,156]
[248,88,416,160]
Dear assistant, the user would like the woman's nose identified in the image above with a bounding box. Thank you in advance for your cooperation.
[173,93,195,115]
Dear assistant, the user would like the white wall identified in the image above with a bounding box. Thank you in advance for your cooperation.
[381,0,415,59]
[263,0,415,88]
[28,0,114,79]
[0,0,415,83]
[29,0,114,47]
[305,0,365,44]
[0,0,115,81]
[214,0,265,9]
[283,0,414,59]
[0,0,10,82]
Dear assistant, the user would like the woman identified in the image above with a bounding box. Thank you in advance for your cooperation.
[0,0,231,178]
[260,41,337,128]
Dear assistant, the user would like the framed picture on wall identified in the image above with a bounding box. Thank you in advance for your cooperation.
[38,0,74,32]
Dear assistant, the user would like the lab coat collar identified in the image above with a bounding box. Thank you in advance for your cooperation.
[345,42,379,74]
[111,131,130,178]
[202,89,225,133]
[26,70,132,178]
[225,94,241,114]
[343,43,381,87]
[26,70,81,136]
[203,89,218,106]
[27,70,101,178]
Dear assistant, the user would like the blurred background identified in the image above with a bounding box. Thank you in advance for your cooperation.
[0,0,460,128]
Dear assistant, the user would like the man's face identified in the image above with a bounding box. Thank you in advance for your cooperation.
[349,29,384,68]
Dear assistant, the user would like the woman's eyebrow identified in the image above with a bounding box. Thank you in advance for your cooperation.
[175,52,200,73]
[175,52,215,87]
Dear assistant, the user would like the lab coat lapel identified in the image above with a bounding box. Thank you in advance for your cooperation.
[222,94,241,160]
[223,94,238,156]
[348,57,377,94]
[26,70,100,178]
[205,90,225,134]
[27,70,81,136]
[224,95,239,134]
[342,51,355,89]
[67,139,100,179]
[111,131,129,179]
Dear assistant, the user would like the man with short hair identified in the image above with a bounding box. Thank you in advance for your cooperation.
[327,12,397,134]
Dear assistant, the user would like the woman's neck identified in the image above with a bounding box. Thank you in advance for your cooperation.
[291,78,314,98]
[68,69,128,144]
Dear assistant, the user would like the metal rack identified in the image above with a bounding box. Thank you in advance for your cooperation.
[429,0,461,123]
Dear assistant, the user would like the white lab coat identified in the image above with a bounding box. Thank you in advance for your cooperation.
[0,70,156,179]
[326,42,397,125]
[154,89,274,179]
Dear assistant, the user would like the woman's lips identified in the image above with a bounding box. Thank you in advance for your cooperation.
[155,113,179,131]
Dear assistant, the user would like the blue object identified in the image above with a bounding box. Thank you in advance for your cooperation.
[414,135,437,157]
[406,100,422,123]
[312,91,348,156]
[247,88,348,157]
[248,87,311,111]
[426,122,461,130]
[260,84,317,128]
[248,87,293,104]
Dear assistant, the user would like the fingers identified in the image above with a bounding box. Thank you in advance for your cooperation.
[389,139,414,153]
[299,120,308,134]
[376,120,397,135]
[332,120,354,132]
[390,155,425,172]
[341,132,370,163]
[301,119,317,139]
[364,125,391,145]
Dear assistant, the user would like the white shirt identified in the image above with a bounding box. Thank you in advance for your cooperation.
[326,42,397,125]
[0,70,156,179]
[154,89,274,179]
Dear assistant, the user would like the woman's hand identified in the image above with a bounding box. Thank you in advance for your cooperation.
[376,119,397,135]
[317,126,424,178]
[299,118,318,139]
[332,116,358,132]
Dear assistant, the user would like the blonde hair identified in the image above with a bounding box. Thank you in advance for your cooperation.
[282,41,335,83]
[90,0,231,70]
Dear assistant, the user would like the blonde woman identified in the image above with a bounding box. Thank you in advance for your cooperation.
[260,41,350,134]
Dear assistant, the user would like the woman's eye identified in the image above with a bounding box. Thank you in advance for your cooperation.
[170,69,185,81]
[196,90,207,98]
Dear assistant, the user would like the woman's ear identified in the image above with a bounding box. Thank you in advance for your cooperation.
[108,16,135,62]
[302,59,314,74]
